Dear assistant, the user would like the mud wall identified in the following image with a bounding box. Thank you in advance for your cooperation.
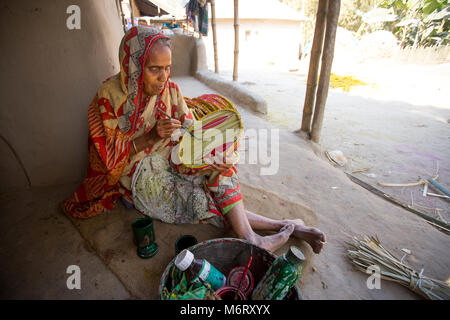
[0,0,124,191]
[0,0,204,192]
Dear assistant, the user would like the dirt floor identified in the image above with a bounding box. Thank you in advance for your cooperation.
[215,57,450,225]
[0,71,448,300]
[176,76,449,299]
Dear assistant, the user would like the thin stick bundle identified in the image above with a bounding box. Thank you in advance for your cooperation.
[346,235,450,300]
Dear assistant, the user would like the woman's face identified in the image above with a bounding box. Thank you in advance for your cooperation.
[142,42,172,98]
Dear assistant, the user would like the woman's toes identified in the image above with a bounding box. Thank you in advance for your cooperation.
[284,218,305,227]
[320,232,326,243]
[313,240,324,254]
[280,223,295,235]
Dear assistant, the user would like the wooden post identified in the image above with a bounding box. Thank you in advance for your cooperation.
[130,0,140,26]
[186,16,189,35]
[130,0,135,26]
[233,0,239,82]
[300,0,328,134]
[117,0,127,33]
[210,0,219,73]
[310,0,341,143]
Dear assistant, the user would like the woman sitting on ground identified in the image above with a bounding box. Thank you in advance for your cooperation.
[63,26,325,253]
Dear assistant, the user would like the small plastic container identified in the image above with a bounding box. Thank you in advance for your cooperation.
[226,266,254,298]
[215,286,246,300]
[131,217,158,259]
[174,235,198,255]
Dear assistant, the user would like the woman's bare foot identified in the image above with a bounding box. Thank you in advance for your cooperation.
[283,219,326,254]
[248,224,295,252]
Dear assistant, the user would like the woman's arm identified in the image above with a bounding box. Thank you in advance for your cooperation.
[129,126,157,156]
[129,118,181,156]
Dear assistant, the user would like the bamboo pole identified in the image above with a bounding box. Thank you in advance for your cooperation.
[130,0,140,26]
[300,0,328,134]
[186,15,189,35]
[310,0,340,143]
[117,0,127,33]
[210,0,219,73]
[233,0,239,82]
[346,173,450,230]
[130,0,135,26]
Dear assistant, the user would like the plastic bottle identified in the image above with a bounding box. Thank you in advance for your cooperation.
[174,249,226,291]
[251,246,305,300]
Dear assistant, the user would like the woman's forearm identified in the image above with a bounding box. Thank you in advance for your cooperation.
[130,127,159,156]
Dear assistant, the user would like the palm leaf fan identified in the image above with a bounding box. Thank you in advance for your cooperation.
[177,109,243,169]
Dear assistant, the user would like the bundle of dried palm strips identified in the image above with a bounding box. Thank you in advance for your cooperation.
[346,235,450,300]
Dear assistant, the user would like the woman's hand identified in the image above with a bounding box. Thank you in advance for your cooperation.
[130,118,181,156]
[155,118,181,139]
[208,162,234,172]
[202,152,235,173]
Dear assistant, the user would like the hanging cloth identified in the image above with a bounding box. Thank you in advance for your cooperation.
[186,0,209,36]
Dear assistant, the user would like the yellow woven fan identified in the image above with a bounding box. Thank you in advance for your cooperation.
[177,109,243,169]
[177,94,243,169]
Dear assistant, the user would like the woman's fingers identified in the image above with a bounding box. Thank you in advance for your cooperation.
[156,119,181,138]
[158,123,181,130]
[213,152,235,166]
[158,119,181,127]
[199,161,234,173]
[210,163,233,172]
[157,119,181,130]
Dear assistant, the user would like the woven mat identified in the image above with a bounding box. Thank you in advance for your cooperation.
[65,182,318,299]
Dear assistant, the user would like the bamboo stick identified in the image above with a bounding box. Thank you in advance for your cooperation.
[233,0,239,82]
[427,192,450,199]
[310,0,341,143]
[346,173,450,230]
[210,0,219,73]
[426,220,450,234]
[378,180,427,187]
[352,168,369,173]
[300,0,328,134]
[427,178,450,197]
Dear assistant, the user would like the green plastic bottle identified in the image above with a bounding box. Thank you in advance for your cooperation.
[251,246,305,300]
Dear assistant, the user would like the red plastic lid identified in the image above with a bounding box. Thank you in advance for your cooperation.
[226,266,254,297]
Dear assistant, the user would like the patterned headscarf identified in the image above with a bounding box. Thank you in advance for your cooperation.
[117,26,170,134]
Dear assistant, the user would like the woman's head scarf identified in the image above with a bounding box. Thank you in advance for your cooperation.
[117,26,170,134]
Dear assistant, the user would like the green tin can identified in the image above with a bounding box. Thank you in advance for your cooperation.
[251,246,305,300]
[132,217,158,259]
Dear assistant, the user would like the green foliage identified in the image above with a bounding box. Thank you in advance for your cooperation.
[338,0,385,33]
[278,0,448,48]
[380,0,449,47]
